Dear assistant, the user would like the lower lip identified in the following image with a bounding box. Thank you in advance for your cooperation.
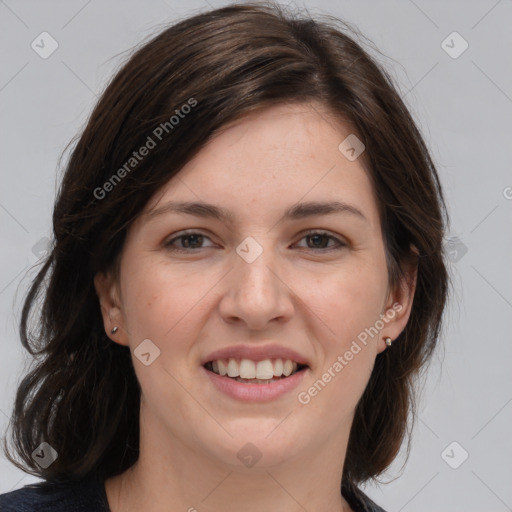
[202,366,308,402]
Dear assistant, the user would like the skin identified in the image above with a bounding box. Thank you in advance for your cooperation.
[94,102,417,512]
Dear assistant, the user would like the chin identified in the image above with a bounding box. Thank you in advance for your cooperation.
[200,417,309,470]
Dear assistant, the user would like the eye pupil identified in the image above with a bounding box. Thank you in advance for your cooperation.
[308,234,328,248]
[182,234,203,248]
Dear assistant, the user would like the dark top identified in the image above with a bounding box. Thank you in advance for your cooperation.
[0,471,387,511]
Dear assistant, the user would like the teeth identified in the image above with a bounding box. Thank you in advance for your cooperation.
[255,360,274,380]
[208,358,300,379]
[217,359,227,376]
[283,359,293,377]
[239,359,256,379]
[273,358,283,377]
[227,358,238,377]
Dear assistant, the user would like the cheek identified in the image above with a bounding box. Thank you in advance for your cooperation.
[120,259,185,340]
[120,257,221,355]
[303,258,388,342]
[119,261,206,411]
[297,259,385,407]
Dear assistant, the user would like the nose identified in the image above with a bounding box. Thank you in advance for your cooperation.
[218,246,295,331]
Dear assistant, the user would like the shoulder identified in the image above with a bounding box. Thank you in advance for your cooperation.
[0,473,110,512]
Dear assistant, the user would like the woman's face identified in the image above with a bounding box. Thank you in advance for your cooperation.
[95,102,415,471]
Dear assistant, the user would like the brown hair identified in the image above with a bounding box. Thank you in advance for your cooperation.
[3,0,450,493]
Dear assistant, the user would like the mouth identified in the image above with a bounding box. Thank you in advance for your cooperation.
[203,358,308,384]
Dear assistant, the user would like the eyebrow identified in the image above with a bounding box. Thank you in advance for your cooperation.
[144,200,368,225]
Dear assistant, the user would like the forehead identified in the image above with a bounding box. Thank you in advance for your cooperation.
[207,101,361,161]
[141,102,380,231]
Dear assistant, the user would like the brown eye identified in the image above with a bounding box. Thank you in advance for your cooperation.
[295,231,346,251]
[164,231,214,251]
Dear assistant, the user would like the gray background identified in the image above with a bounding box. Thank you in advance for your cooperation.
[1,1,511,511]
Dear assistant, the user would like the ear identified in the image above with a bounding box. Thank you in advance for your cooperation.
[377,244,419,353]
[93,271,129,347]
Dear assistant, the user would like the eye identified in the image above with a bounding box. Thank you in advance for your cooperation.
[294,230,346,251]
[164,231,215,252]
[164,230,346,253]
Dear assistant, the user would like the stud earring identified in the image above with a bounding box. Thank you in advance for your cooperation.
[384,337,393,347]
[111,326,119,334]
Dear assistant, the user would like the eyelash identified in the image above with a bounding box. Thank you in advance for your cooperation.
[164,230,346,253]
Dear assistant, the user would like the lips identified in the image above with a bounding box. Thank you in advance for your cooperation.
[202,364,308,401]
[201,344,310,397]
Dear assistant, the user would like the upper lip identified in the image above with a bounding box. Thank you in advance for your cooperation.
[201,344,310,367]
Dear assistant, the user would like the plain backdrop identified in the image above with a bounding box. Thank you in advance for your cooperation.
[1,1,511,511]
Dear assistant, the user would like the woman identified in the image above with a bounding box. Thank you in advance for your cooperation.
[0,2,450,511]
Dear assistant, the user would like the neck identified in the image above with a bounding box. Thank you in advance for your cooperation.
[105,405,354,512]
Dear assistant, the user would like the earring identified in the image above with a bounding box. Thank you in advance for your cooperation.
[111,326,119,334]
[384,336,393,347]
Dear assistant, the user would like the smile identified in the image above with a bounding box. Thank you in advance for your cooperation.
[203,358,309,401]
[204,357,307,383]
